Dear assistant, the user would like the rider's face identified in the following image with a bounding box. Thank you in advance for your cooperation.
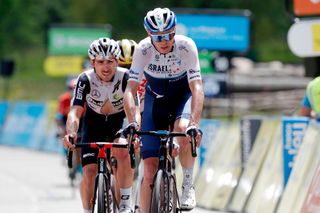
[92,56,117,82]
[149,28,175,54]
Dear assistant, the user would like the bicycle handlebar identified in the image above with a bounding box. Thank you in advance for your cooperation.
[134,130,197,158]
[128,128,136,169]
[67,137,74,169]
[188,129,197,157]
[136,130,187,138]
[67,139,128,168]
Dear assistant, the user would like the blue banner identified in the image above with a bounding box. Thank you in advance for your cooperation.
[0,101,9,130]
[176,14,250,51]
[0,102,47,149]
[199,119,220,167]
[282,116,309,187]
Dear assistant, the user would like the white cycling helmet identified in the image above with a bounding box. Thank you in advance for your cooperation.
[88,37,121,60]
[144,8,176,33]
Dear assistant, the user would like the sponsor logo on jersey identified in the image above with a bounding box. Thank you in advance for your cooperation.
[138,78,147,97]
[87,97,103,107]
[112,98,123,107]
[112,79,121,93]
[178,45,189,53]
[147,64,169,72]
[129,76,139,81]
[189,74,201,80]
[91,89,101,98]
[188,69,200,74]
[169,72,187,82]
[189,69,201,80]
[113,93,122,101]
[76,82,86,100]
[129,70,139,75]
[142,44,152,55]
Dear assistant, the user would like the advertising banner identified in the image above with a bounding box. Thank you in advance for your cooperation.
[240,116,262,168]
[294,0,320,16]
[288,19,320,57]
[176,13,250,51]
[199,119,220,167]
[199,50,215,74]
[0,102,47,149]
[44,55,84,76]
[301,163,320,213]
[282,116,309,187]
[48,25,111,55]
[0,101,9,130]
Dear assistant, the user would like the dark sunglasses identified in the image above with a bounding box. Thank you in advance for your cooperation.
[150,32,175,42]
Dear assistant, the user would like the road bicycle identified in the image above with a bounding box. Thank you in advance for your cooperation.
[132,129,198,213]
[68,139,134,213]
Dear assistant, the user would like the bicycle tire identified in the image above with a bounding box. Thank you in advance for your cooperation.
[170,175,179,213]
[97,174,115,213]
[150,170,170,213]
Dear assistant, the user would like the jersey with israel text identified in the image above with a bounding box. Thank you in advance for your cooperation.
[129,35,201,98]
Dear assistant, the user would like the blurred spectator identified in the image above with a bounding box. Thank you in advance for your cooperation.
[300,76,320,120]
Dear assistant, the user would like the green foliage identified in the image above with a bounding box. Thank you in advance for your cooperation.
[0,0,303,100]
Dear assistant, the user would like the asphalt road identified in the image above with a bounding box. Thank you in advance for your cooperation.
[0,146,220,213]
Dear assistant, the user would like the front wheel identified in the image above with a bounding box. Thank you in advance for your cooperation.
[170,175,179,213]
[150,170,170,213]
[97,174,114,213]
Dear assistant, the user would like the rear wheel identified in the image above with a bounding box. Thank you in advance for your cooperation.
[150,170,169,213]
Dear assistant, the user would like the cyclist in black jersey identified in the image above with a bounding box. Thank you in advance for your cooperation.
[62,37,136,213]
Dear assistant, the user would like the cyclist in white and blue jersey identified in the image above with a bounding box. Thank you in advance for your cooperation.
[123,8,204,212]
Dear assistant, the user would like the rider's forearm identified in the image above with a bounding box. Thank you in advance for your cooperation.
[66,106,83,134]
[124,89,138,124]
[190,82,204,126]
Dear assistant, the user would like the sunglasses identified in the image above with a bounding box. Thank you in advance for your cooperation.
[150,32,175,42]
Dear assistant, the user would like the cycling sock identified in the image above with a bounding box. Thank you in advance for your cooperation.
[83,209,91,213]
[182,167,194,186]
[120,187,132,208]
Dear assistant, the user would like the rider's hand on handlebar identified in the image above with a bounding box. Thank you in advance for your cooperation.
[186,125,203,148]
[122,121,139,137]
[62,133,77,151]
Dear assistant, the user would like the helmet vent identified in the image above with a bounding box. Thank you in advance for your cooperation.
[163,13,168,23]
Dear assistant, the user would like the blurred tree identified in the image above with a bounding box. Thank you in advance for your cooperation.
[0,0,300,62]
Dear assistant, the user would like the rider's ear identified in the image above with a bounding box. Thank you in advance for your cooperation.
[90,59,95,66]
